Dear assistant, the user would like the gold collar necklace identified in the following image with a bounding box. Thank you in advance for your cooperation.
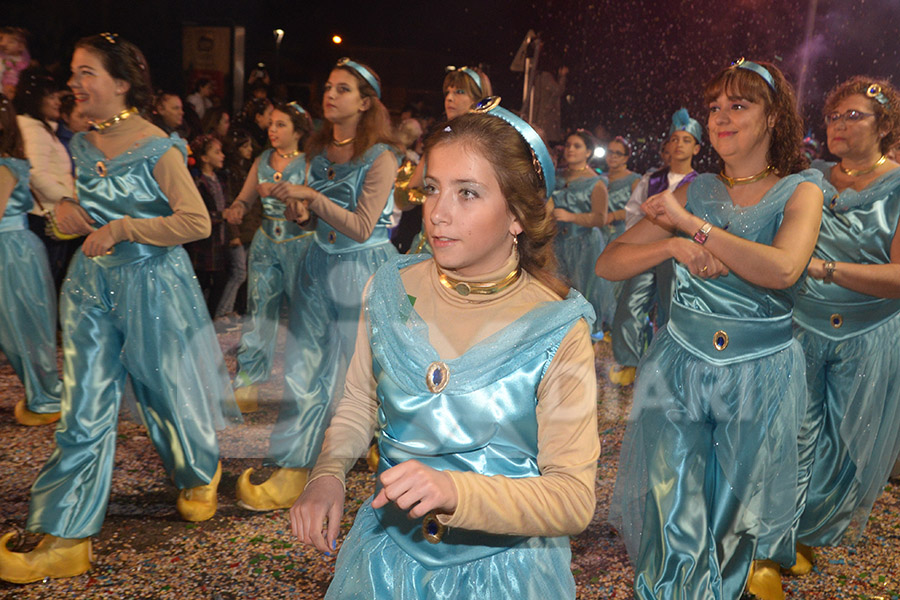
[437,265,521,296]
[91,107,139,132]
[839,154,886,177]
[332,136,355,147]
[717,165,773,188]
[277,149,301,159]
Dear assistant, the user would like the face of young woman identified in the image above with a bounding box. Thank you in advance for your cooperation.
[268,109,300,151]
[216,112,230,138]
[68,47,129,120]
[605,140,630,170]
[239,140,253,160]
[423,140,523,278]
[203,142,225,170]
[708,91,773,166]
[826,93,884,160]
[323,69,370,126]
[40,92,61,122]
[444,87,475,121]
[254,104,273,129]
[564,135,592,169]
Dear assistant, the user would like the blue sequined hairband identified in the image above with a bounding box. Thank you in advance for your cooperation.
[866,83,890,107]
[336,57,381,99]
[471,96,556,198]
[730,57,776,91]
[445,66,483,97]
[287,101,307,115]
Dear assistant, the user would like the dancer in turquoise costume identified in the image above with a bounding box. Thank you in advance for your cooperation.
[603,135,641,242]
[291,100,599,599]
[223,101,314,413]
[0,34,240,584]
[235,58,399,511]
[550,129,610,335]
[0,94,62,427]
[770,77,900,584]
[598,60,823,600]
[607,110,701,386]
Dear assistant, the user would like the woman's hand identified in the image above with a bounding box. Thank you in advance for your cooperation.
[807,257,827,280]
[272,182,319,203]
[642,190,691,231]
[284,200,310,224]
[223,203,245,225]
[81,223,117,258]
[552,208,574,223]
[256,182,275,198]
[371,460,458,519]
[55,201,95,235]
[290,476,345,553]
[669,237,729,279]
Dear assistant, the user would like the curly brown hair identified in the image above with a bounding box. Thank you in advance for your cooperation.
[74,34,153,111]
[306,61,397,160]
[423,112,568,299]
[823,76,900,155]
[703,60,808,176]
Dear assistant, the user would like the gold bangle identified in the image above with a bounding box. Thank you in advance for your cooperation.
[823,260,836,284]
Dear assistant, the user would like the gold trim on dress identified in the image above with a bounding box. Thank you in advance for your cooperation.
[95,161,107,177]
[713,330,729,351]
[830,313,843,328]
[437,266,520,296]
[425,361,450,394]
[422,512,446,544]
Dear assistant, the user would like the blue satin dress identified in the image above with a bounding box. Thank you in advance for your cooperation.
[603,172,641,243]
[325,253,593,599]
[26,134,240,539]
[275,144,397,468]
[234,149,314,388]
[552,173,611,332]
[790,161,900,547]
[612,171,820,599]
[0,157,62,414]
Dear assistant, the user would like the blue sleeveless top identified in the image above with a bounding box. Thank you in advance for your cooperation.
[794,160,900,340]
[667,170,823,365]
[307,143,396,253]
[365,253,593,568]
[0,157,32,232]
[256,149,310,243]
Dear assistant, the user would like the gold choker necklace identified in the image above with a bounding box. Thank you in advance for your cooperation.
[717,165,773,188]
[332,136,355,147]
[277,149,301,159]
[437,265,521,296]
[839,154,886,177]
[91,107,139,132]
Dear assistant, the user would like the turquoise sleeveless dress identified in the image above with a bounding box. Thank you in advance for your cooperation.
[0,157,62,414]
[603,171,641,242]
[26,133,240,539]
[552,173,611,332]
[234,149,314,388]
[275,144,398,468]
[790,161,900,547]
[325,253,594,599]
[612,171,820,599]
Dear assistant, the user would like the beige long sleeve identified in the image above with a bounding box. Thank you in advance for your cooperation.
[309,260,599,537]
[306,150,396,242]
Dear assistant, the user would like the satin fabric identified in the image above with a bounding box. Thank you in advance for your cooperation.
[611,261,674,367]
[785,161,900,549]
[603,172,641,242]
[234,150,314,386]
[274,145,397,468]
[26,134,240,539]
[0,157,62,413]
[325,254,591,597]
[612,171,820,599]
[552,173,610,332]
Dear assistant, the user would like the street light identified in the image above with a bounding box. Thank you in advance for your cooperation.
[273,29,284,82]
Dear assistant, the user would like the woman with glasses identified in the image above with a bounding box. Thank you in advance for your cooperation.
[603,136,641,243]
[550,129,610,335]
[771,77,900,581]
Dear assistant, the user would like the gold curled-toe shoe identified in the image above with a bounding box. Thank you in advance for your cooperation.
[234,384,259,413]
[0,533,92,584]
[176,462,222,522]
[786,542,814,576]
[14,400,60,426]
[746,559,785,600]
[235,467,308,511]
[608,365,636,386]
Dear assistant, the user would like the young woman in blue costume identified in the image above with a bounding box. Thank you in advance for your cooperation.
[0,94,62,427]
[767,77,900,587]
[0,34,240,584]
[290,98,599,599]
[603,136,641,243]
[398,65,492,255]
[222,101,314,412]
[598,59,823,600]
[550,129,611,336]
[235,58,399,511]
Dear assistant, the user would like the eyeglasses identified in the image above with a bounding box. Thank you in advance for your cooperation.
[824,109,876,125]
[606,150,628,157]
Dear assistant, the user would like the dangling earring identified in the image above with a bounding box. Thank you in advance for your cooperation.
[512,234,520,262]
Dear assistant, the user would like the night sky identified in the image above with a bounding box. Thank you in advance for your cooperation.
[5,0,899,171]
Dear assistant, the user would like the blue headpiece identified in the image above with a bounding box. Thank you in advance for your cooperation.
[730,57,776,91]
[866,83,890,107]
[471,96,555,198]
[669,108,703,145]
[336,57,381,99]
[286,101,307,115]
[446,65,483,97]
